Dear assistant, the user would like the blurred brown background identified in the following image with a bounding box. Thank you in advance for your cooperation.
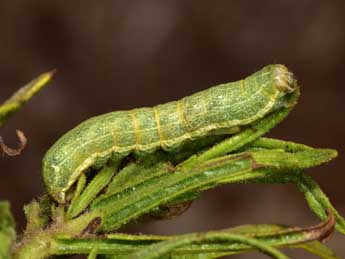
[0,1,344,258]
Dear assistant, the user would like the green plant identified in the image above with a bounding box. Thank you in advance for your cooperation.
[0,69,344,259]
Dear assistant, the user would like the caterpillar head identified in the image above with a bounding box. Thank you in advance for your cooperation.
[274,64,298,93]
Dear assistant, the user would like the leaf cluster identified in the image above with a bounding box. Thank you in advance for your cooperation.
[0,72,344,259]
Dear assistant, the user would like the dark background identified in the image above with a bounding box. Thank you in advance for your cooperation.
[1,1,344,258]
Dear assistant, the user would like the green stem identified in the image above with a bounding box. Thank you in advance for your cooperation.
[0,71,54,127]
[130,232,290,259]
[13,233,55,259]
[23,217,334,258]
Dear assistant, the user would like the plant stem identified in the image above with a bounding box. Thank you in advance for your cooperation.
[13,210,100,259]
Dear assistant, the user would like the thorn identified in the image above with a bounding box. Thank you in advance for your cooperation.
[0,129,27,156]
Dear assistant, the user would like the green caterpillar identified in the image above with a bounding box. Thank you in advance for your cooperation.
[43,64,297,203]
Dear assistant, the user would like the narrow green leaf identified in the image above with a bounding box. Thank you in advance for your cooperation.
[69,173,87,210]
[87,145,338,232]
[248,137,314,152]
[93,155,254,231]
[97,155,171,204]
[67,162,119,219]
[250,148,337,170]
[295,174,345,235]
[93,156,200,219]
[295,242,340,259]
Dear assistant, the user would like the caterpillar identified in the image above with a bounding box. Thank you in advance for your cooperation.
[43,64,297,203]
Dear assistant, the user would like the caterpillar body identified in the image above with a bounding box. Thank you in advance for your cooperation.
[43,64,297,203]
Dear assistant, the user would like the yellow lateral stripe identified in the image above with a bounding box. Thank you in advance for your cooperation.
[240,79,245,94]
[177,99,191,134]
[153,106,164,146]
[129,110,141,148]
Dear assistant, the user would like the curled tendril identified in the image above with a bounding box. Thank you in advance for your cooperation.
[0,129,27,156]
